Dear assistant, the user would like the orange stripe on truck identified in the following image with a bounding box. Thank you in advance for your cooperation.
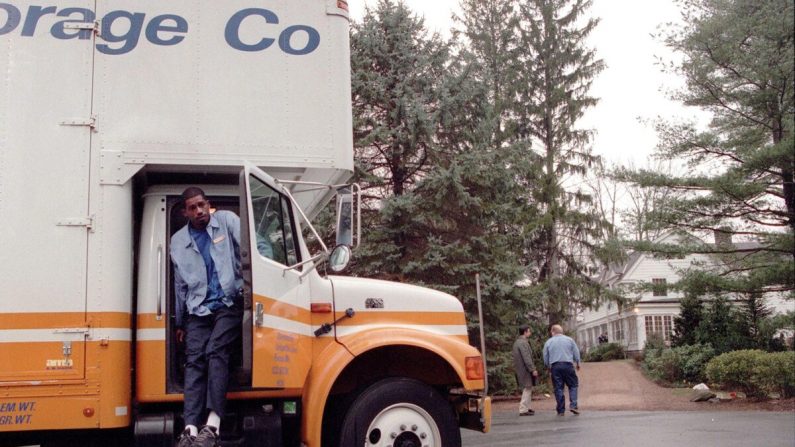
[257,295,313,324]
[0,312,130,329]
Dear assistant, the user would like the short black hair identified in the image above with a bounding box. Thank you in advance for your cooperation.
[518,326,529,336]
[181,186,206,205]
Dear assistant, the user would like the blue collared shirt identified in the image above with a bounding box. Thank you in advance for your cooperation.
[171,211,242,327]
[543,334,581,367]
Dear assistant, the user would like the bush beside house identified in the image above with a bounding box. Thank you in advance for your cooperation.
[705,350,795,398]
[584,342,625,362]
[642,341,716,385]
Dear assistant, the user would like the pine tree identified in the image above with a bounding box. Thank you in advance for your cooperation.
[515,0,610,324]
[443,0,546,392]
[349,0,452,277]
[619,0,795,298]
[740,293,773,346]
[672,294,704,347]
[453,0,521,149]
[695,296,752,353]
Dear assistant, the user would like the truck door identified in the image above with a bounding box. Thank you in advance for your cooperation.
[0,1,95,382]
[241,165,312,389]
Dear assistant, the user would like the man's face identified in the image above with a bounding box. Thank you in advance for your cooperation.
[183,195,211,229]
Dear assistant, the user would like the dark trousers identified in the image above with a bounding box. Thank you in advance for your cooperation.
[551,362,579,414]
[183,304,242,427]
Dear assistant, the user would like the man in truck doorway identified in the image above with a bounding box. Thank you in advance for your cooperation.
[171,187,243,447]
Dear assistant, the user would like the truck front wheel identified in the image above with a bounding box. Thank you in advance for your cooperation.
[339,377,461,447]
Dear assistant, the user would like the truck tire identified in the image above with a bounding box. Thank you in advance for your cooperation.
[338,377,461,447]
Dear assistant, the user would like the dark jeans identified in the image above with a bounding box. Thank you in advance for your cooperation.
[183,304,242,427]
[551,362,579,414]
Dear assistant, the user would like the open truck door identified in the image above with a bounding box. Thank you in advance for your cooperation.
[240,165,313,389]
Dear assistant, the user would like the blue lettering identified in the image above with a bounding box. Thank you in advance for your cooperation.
[145,14,187,46]
[0,402,15,412]
[17,401,35,411]
[15,414,32,424]
[51,8,95,40]
[0,415,12,425]
[21,5,55,36]
[0,3,22,36]
[278,25,320,56]
[2,5,320,56]
[225,8,277,52]
[97,10,144,55]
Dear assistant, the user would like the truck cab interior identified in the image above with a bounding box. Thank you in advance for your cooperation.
[164,194,246,393]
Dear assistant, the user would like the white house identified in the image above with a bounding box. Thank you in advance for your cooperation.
[576,231,794,355]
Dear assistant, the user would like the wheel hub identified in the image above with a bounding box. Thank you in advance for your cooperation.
[394,431,422,447]
[365,403,441,447]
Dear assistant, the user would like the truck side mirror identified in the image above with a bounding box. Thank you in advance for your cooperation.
[336,187,354,247]
[328,245,351,273]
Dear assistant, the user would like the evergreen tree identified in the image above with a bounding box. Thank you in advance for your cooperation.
[618,0,795,298]
[695,296,752,353]
[740,293,773,347]
[671,293,704,347]
[453,0,521,149]
[514,0,610,324]
[446,0,546,391]
[349,0,452,277]
[350,4,536,395]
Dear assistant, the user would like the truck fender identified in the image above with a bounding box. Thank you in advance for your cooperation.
[301,327,483,446]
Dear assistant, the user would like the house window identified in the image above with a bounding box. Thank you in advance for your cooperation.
[645,315,673,341]
[611,320,624,342]
[652,278,668,296]
[664,315,673,339]
[627,317,638,344]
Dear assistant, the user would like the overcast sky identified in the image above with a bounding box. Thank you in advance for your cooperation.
[348,0,702,168]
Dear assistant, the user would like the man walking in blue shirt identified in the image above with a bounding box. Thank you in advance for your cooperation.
[543,324,581,416]
[171,187,243,447]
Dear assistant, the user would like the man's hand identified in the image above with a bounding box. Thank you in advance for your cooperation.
[576,364,581,371]
[176,328,185,343]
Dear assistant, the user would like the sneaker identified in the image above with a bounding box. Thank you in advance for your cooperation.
[519,409,535,416]
[557,412,565,416]
[193,425,219,447]
[570,408,580,415]
[177,428,195,447]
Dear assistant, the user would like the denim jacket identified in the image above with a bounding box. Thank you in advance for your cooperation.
[170,211,242,327]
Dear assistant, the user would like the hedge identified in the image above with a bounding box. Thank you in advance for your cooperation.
[705,350,795,398]
[642,343,715,385]
[585,342,625,362]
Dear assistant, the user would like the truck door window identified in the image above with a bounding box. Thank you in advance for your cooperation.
[249,176,300,266]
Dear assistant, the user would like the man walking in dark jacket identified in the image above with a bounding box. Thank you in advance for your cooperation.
[512,326,539,416]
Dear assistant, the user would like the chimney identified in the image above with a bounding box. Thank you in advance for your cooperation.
[713,228,732,247]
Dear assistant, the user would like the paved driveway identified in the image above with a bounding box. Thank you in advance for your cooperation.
[463,410,795,447]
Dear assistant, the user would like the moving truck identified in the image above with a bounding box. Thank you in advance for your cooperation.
[0,1,491,446]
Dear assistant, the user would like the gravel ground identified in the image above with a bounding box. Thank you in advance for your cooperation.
[492,360,795,414]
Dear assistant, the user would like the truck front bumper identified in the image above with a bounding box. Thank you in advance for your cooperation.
[458,395,491,433]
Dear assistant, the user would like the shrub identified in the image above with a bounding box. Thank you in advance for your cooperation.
[676,344,716,383]
[705,350,764,394]
[750,351,795,398]
[706,350,795,397]
[642,343,716,384]
[643,349,680,383]
[643,333,666,361]
[585,342,625,362]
